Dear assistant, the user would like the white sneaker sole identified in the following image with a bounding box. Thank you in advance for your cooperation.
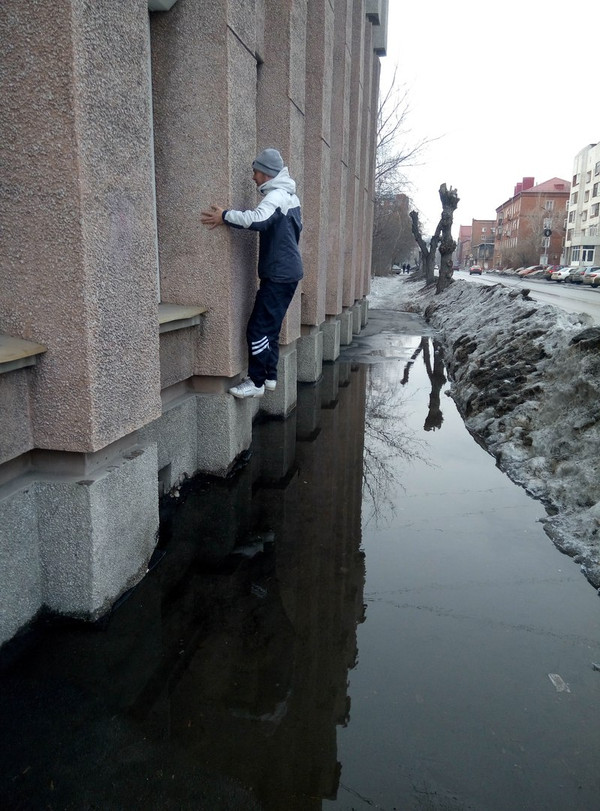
[229,386,265,399]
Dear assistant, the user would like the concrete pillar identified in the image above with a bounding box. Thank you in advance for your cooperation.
[322,317,341,362]
[339,310,354,346]
[37,443,159,619]
[0,487,41,644]
[351,303,362,335]
[360,297,369,328]
[260,344,299,419]
[297,327,324,383]
[196,393,253,477]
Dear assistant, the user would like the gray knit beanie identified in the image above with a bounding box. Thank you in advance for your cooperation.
[252,148,284,177]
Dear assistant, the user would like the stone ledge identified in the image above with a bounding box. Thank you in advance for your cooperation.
[159,303,207,335]
[0,334,47,375]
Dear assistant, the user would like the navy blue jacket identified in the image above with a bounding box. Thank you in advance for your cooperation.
[223,168,304,283]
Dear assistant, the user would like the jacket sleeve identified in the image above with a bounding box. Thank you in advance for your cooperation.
[223,192,282,231]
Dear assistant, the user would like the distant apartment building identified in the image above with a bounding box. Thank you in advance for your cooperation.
[564,142,600,266]
[471,220,495,268]
[455,225,472,267]
[493,177,570,268]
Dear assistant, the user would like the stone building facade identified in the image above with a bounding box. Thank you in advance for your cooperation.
[0,0,388,646]
[564,142,600,267]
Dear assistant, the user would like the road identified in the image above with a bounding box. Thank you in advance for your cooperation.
[459,270,600,323]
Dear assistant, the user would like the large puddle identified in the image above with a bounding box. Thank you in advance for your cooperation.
[2,309,600,810]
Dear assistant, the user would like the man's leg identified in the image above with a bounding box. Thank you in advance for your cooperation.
[247,280,298,386]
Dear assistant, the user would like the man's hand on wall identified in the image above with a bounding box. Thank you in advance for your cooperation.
[200,205,225,229]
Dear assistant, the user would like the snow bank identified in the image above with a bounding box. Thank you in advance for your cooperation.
[368,275,600,588]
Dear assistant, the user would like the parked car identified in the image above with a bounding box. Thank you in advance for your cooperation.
[469,265,482,275]
[566,267,587,283]
[581,266,600,286]
[550,266,574,281]
[517,265,545,276]
[543,265,563,280]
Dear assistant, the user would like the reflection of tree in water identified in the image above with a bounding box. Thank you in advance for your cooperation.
[362,338,448,524]
[362,364,428,525]
[401,337,447,431]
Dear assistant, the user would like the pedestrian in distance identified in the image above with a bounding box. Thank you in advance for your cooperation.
[200,148,303,399]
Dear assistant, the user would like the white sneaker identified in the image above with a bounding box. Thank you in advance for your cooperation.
[229,378,265,399]
[264,379,277,391]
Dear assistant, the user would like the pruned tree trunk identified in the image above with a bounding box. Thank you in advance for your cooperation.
[410,210,439,286]
[410,184,459,293]
[436,184,459,294]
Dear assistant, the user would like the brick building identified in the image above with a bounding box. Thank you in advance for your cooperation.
[471,219,495,269]
[493,177,570,268]
[455,225,472,268]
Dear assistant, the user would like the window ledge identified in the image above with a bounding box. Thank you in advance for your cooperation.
[0,334,47,375]
[159,303,207,335]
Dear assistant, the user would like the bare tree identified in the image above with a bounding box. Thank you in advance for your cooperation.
[372,193,414,275]
[410,184,459,292]
[372,69,435,273]
[436,185,459,293]
[375,68,430,198]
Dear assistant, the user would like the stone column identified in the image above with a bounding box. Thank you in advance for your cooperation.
[342,3,366,311]
[326,0,353,321]
[355,21,376,303]
[256,0,307,392]
[151,1,259,381]
[0,0,161,453]
[0,1,161,636]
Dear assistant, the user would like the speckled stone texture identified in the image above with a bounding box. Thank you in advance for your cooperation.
[0,1,161,453]
[326,0,352,316]
[0,486,41,645]
[259,344,298,418]
[321,318,341,362]
[297,328,324,383]
[138,394,199,491]
[339,309,354,346]
[196,393,253,477]
[38,443,158,618]
[0,370,34,465]
[351,302,362,335]
[301,0,333,327]
[151,1,258,378]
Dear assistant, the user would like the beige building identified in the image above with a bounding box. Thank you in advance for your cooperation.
[0,0,388,646]
[564,142,600,266]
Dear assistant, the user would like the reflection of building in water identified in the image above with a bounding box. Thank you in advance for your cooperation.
[0,364,367,811]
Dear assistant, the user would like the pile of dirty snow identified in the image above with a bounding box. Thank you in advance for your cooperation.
[368,275,600,588]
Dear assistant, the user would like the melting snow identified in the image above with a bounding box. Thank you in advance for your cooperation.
[368,275,600,589]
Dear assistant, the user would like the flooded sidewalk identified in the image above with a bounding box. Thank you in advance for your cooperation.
[2,309,600,810]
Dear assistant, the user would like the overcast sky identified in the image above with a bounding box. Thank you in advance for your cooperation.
[380,0,598,233]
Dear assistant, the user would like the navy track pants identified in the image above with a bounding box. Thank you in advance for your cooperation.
[247,279,298,386]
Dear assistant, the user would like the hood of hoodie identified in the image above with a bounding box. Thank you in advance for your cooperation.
[259,166,296,196]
